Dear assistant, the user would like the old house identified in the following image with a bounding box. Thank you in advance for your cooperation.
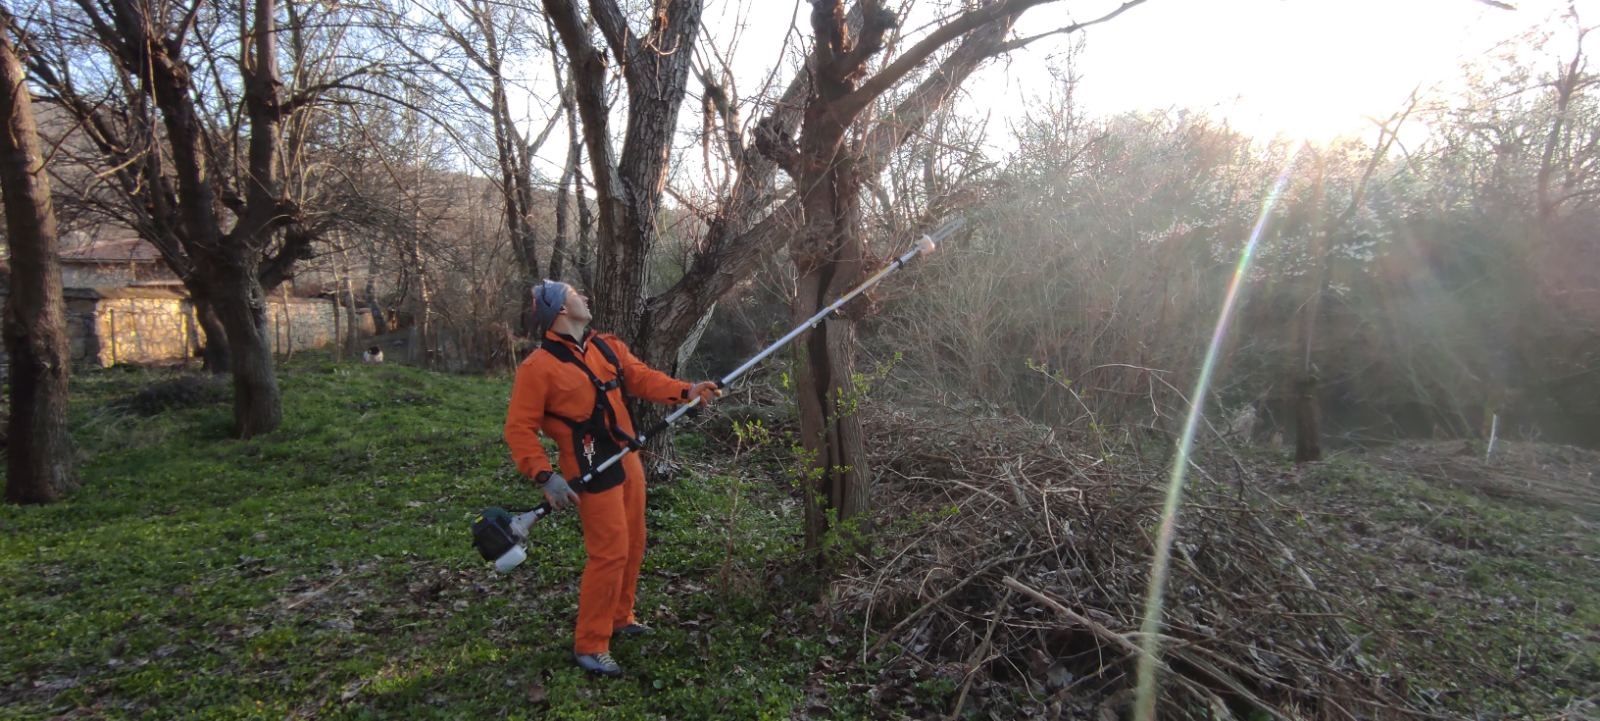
[2,232,370,369]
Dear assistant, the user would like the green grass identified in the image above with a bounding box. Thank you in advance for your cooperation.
[1296,456,1600,715]
[0,357,832,720]
[6,359,1596,719]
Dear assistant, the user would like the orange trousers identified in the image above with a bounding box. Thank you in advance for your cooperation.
[572,452,647,654]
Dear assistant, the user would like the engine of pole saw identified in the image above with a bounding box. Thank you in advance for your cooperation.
[471,506,534,573]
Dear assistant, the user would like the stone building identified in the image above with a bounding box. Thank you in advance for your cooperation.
[2,236,372,369]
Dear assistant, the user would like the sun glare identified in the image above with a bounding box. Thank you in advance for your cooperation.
[967,0,1586,144]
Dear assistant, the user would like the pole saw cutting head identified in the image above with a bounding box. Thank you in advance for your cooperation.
[470,505,548,573]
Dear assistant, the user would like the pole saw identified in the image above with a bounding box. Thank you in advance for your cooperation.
[471,216,964,573]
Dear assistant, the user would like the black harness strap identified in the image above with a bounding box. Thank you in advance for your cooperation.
[536,335,640,493]
[540,337,633,438]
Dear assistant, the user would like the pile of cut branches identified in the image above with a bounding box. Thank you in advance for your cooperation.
[826,401,1440,721]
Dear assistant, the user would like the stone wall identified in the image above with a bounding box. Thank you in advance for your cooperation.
[266,296,377,355]
[2,286,375,368]
[71,287,195,366]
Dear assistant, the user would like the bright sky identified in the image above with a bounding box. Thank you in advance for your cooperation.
[696,0,1594,146]
[994,0,1593,142]
[510,0,1594,179]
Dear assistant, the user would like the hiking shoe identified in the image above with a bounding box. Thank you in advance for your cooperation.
[614,623,654,638]
[574,651,623,677]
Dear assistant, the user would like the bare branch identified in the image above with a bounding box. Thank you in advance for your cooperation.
[838,0,1059,118]
[995,0,1152,54]
[586,0,636,61]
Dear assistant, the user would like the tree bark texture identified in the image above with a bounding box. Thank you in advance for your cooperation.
[194,295,231,373]
[542,0,704,339]
[211,268,283,437]
[365,252,388,336]
[783,0,902,552]
[1,18,76,503]
[550,83,581,283]
[0,16,75,505]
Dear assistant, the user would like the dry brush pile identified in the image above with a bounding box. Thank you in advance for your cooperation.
[813,402,1463,721]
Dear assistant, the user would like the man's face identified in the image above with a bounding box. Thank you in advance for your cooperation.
[562,286,593,323]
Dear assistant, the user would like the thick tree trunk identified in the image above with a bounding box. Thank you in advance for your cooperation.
[792,161,873,553]
[210,271,282,439]
[191,293,231,373]
[779,1,901,554]
[408,232,434,366]
[542,0,703,338]
[1,21,76,504]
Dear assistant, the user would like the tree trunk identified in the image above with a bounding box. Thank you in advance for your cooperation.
[1293,160,1329,464]
[1293,118,1404,463]
[408,231,434,366]
[1,19,76,504]
[339,243,360,358]
[332,281,342,361]
[792,158,873,553]
[574,162,595,291]
[1293,375,1322,463]
[637,6,1022,373]
[209,271,282,439]
[278,280,293,362]
[365,250,388,336]
[550,88,580,284]
[192,294,231,373]
[542,0,703,339]
[783,0,900,555]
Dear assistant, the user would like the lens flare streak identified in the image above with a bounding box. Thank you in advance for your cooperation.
[1132,156,1300,721]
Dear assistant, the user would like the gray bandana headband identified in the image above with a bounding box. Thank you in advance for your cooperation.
[532,280,570,336]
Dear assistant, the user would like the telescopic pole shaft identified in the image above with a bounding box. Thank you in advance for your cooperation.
[576,216,963,484]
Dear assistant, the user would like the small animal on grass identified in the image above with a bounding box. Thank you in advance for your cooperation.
[362,345,384,364]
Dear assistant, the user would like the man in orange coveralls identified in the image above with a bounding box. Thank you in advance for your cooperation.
[504,280,719,677]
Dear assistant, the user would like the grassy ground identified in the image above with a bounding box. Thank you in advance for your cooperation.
[0,357,841,720]
[1286,453,1600,717]
[3,358,1595,719]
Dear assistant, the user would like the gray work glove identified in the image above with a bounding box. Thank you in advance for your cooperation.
[540,471,581,510]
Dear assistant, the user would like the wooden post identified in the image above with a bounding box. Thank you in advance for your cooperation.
[331,295,341,361]
[183,305,193,366]
[280,282,294,361]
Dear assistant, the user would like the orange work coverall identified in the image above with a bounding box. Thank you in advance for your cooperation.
[503,329,693,655]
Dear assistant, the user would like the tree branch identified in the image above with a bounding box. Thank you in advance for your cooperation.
[587,0,636,62]
[281,64,383,116]
[543,0,626,250]
[837,0,1056,118]
[831,0,896,80]
[753,114,800,177]
[995,0,1152,53]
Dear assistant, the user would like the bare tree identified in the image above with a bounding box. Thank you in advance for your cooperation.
[737,0,1151,552]
[543,0,705,338]
[1,10,75,504]
[25,0,380,437]
[1536,21,1599,222]
[382,0,569,333]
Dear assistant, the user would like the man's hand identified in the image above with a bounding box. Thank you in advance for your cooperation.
[541,472,580,510]
[689,381,721,406]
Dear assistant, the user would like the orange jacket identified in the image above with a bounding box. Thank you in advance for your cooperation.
[504,329,692,481]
